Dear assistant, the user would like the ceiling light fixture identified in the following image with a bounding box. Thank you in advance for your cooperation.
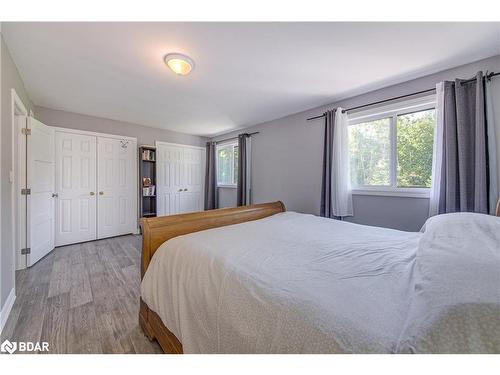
[164,53,194,76]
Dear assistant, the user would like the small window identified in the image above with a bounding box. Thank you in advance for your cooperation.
[348,96,436,197]
[217,142,239,186]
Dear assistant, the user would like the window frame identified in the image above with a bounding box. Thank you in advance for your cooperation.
[347,94,436,198]
[216,140,239,188]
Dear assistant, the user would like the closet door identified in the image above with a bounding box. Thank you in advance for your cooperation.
[55,132,97,247]
[179,147,203,213]
[28,118,56,265]
[97,137,137,239]
[156,142,204,216]
[157,144,183,216]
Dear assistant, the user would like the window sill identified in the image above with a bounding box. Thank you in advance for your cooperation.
[217,184,237,189]
[352,188,430,199]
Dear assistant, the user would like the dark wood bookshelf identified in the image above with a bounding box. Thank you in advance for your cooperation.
[139,146,157,218]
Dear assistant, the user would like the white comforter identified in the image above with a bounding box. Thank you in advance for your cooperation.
[141,211,500,353]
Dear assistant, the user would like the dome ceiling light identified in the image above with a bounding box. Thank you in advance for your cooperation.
[164,53,194,76]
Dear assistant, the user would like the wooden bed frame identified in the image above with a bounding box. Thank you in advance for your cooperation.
[138,201,286,354]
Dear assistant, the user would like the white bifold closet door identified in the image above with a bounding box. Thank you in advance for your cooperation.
[27,118,56,266]
[55,132,97,246]
[55,131,137,246]
[156,142,204,216]
[97,137,137,238]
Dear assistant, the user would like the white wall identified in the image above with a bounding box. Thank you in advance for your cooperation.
[213,55,500,231]
[1,36,35,311]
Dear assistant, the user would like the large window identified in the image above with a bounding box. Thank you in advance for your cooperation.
[217,141,238,186]
[348,96,436,196]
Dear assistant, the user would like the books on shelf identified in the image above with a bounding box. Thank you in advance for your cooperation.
[143,185,155,197]
[142,149,155,161]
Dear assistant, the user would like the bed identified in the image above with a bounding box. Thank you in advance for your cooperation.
[139,201,500,354]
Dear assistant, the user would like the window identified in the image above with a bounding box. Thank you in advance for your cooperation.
[348,96,436,197]
[217,142,239,186]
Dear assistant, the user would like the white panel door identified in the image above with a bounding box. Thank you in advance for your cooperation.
[97,137,137,239]
[157,144,183,216]
[156,143,204,216]
[55,132,97,246]
[27,118,55,266]
[179,147,203,214]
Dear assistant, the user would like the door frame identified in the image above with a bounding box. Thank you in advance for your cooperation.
[155,141,206,214]
[11,89,28,270]
[53,127,139,237]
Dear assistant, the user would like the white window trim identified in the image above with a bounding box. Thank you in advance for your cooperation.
[348,94,436,198]
[352,187,430,199]
[216,140,238,187]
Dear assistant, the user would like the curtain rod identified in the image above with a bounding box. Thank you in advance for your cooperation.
[307,71,499,121]
[214,131,259,144]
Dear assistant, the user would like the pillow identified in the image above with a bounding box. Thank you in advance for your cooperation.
[397,213,500,353]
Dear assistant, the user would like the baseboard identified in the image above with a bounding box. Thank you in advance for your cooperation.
[0,288,16,335]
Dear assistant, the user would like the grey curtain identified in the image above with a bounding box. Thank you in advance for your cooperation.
[439,72,489,214]
[204,141,218,210]
[237,133,251,206]
[320,110,336,218]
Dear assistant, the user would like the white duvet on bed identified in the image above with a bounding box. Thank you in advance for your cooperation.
[141,212,422,353]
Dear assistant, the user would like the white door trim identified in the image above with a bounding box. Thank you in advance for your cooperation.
[155,140,205,151]
[52,126,137,142]
[11,89,28,272]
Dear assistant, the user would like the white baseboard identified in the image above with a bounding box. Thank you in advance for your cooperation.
[0,288,16,335]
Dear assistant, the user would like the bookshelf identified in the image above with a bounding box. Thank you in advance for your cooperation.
[139,146,157,218]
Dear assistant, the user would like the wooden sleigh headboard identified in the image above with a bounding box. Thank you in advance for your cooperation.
[140,201,286,278]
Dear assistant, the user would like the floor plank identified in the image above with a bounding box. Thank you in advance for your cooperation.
[1,234,162,354]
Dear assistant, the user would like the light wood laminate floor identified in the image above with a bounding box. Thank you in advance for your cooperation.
[1,235,162,354]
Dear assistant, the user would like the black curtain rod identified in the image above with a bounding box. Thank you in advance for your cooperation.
[214,131,259,144]
[307,71,499,121]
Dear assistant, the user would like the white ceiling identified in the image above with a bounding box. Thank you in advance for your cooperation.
[3,22,500,136]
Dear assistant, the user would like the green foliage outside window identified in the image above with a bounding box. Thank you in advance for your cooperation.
[348,108,435,189]
[349,118,391,186]
[397,110,435,188]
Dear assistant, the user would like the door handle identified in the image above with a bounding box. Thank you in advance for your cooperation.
[90,192,95,196]
[99,191,104,195]
[52,193,58,198]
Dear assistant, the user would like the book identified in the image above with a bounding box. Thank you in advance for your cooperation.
[142,149,155,161]
[143,186,155,196]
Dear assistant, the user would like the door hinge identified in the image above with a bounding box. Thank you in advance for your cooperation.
[21,128,32,135]
[21,248,31,255]
[21,188,31,195]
